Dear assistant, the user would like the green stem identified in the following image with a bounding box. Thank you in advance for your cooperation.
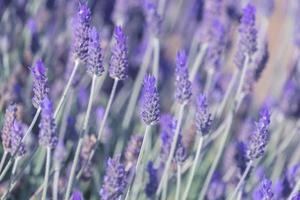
[0,152,8,174]
[157,104,185,196]
[176,164,181,200]
[52,161,61,200]
[64,74,97,200]
[182,136,204,200]
[41,147,51,200]
[228,160,253,200]
[204,69,214,94]
[152,37,160,81]
[190,44,208,82]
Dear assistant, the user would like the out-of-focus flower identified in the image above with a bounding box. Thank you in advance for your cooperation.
[145,161,158,198]
[1,103,17,152]
[246,106,271,160]
[39,97,57,149]
[54,140,67,163]
[71,189,83,200]
[259,0,275,18]
[254,42,269,81]
[109,26,129,80]
[72,3,92,62]
[10,120,26,156]
[144,1,162,36]
[31,60,49,109]
[252,177,274,200]
[160,114,176,161]
[282,164,300,197]
[124,135,143,169]
[280,78,300,118]
[87,27,104,76]
[140,74,160,125]
[206,172,226,200]
[235,4,257,69]
[175,50,192,104]
[99,156,128,200]
[195,94,213,135]
[174,134,187,165]
[292,192,300,200]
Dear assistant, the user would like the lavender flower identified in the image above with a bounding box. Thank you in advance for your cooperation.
[124,135,143,169]
[1,103,17,152]
[87,27,104,76]
[99,156,128,200]
[252,178,274,200]
[234,142,249,175]
[235,4,257,68]
[145,161,158,198]
[31,60,49,109]
[280,79,300,118]
[144,1,162,36]
[246,106,271,160]
[39,97,57,149]
[174,134,187,165]
[282,164,300,197]
[71,190,83,200]
[10,121,26,156]
[175,50,192,104]
[160,114,176,161]
[72,3,92,62]
[206,172,226,200]
[109,26,129,80]
[140,74,160,125]
[195,94,213,135]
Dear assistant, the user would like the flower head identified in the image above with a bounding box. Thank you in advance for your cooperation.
[31,60,49,109]
[145,161,158,198]
[140,74,160,125]
[1,103,17,152]
[160,114,177,161]
[247,106,271,160]
[39,97,57,149]
[10,121,26,156]
[174,134,187,165]
[252,177,274,200]
[72,3,92,62]
[124,135,143,169]
[144,1,162,36]
[206,172,226,200]
[175,50,192,104]
[195,94,213,135]
[99,156,128,200]
[109,26,129,80]
[235,4,257,68]
[87,26,104,76]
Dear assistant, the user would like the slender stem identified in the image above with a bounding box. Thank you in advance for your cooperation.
[176,164,181,200]
[122,43,152,129]
[190,44,208,82]
[182,136,204,200]
[228,160,253,200]
[64,74,97,200]
[11,157,19,177]
[125,125,151,200]
[288,179,300,200]
[204,69,214,94]
[198,113,233,200]
[54,59,79,119]
[52,161,61,200]
[152,37,160,81]
[0,152,8,174]
[41,147,51,200]
[0,157,12,181]
[157,104,185,196]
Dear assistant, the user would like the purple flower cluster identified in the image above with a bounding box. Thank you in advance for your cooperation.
[145,161,158,198]
[195,94,213,135]
[1,103,17,152]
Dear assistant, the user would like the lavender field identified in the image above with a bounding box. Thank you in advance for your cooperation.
[0,0,300,199]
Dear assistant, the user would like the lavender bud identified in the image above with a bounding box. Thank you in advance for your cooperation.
[99,156,128,200]
[144,1,162,36]
[71,190,83,200]
[39,97,57,149]
[31,60,49,109]
[175,50,192,104]
[87,27,104,76]
[1,103,17,152]
[254,42,269,81]
[10,121,26,156]
[124,135,143,169]
[252,178,274,200]
[109,26,129,80]
[140,74,160,125]
[247,106,271,160]
[234,4,257,69]
[145,161,158,198]
[195,94,213,135]
[72,3,92,62]
[174,134,187,165]
[80,134,96,162]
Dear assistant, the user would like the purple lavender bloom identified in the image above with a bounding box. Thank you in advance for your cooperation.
[145,161,158,198]
[124,135,143,168]
[175,50,192,104]
[1,103,17,152]
[144,1,162,36]
[234,142,249,175]
[195,94,213,135]
[282,164,300,197]
[252,178,274,200]
[280,78,300,118]
[39,97,57,149]
[160,114,176,161]
[71,190,83,200]
[254,42,269,81]
[140,74,160,125]
[87,26,104,76]
[234,4,257,69]
[99,156,128,200]
[31,60,49,109]
[246,106,271,160]
[174,134,187,165]
[10,121,26,156]
[206,172,226,200]
[109,26,129,80]
[292,192,300,200]
[72,3,92,62]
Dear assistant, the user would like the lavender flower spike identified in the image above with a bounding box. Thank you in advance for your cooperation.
[10,121,26,156]
[87,26,104,76]
[72,2,91,63]
[109,26,129,80]
[247,106,271,160]
[1,103,17,152]
[99,156,128,200]
[39,97,57,149]
[235,3,257,68]
[141,74,160,125]
[145,161,159,198]
[195,94,213,135]
[31,60,49,109]
[253,178,274,200]
[175,50,192,104]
